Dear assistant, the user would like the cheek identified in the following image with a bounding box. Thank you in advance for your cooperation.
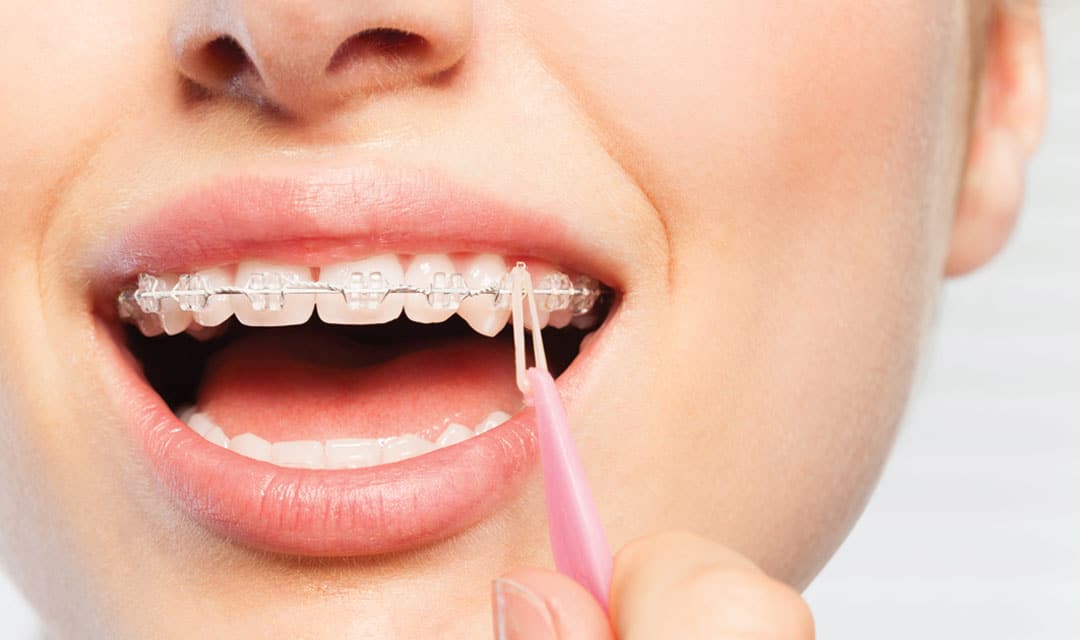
[0,0,176,623]
[520,3,970,347]
[0,0,165,475]
[520,2,971,579]
[0,2,174,268]
[520,1,966,241]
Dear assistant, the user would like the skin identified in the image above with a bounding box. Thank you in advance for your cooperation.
[0,0,1045,638]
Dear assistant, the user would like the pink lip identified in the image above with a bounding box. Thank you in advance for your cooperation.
[90,163,616,556]
[91,164,621,312]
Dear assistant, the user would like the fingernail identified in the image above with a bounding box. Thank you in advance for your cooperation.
[492,578,558,640]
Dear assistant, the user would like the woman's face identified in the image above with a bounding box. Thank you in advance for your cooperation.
[0,1,1010,637]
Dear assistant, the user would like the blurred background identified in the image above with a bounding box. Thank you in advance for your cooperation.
[2,7,1077,639]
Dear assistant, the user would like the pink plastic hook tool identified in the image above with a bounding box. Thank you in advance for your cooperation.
[510,264,614,609]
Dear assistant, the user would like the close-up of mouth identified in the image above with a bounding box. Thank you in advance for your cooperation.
[88,166,624,558]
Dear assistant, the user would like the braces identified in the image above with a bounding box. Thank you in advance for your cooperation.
[117,268,605,322]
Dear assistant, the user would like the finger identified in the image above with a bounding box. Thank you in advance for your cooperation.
[610,531,814,640]
[492,567,615,640]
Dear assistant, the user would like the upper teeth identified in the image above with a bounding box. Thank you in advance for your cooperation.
[118,253,603,338]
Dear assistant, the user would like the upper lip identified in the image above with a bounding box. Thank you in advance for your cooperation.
[88,161,625,312]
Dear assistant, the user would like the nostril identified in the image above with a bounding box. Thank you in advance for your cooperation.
[326,28,430,74]
[195,36,257,88]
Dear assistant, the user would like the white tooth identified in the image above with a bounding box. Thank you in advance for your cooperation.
[160,274,193,336]
[382,435,436,462]
[192,266,235,327]
[233,262,314,327]
[230,433,272,462]
[521,264,555,330]
[325,438,382,469]
[523,309,549,329]
[186,412,219,438]
[456,254,511,337]
[316,254,405,325]
[185,322,229,342]
[547,309,573,329]
[571,313,599,330]
[475,410,512,435]
[204,426,229,449]
[435,423,473,448]
[177,405,196,423]
[136,313,164,337]
[271,440,325,468]
[404,254,458,323]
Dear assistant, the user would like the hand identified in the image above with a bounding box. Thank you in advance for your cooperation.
[492,531,814,639]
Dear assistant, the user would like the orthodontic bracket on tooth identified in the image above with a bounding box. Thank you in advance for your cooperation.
[117,269,605,322]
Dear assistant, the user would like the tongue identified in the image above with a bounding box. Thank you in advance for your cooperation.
[197,327,521,441]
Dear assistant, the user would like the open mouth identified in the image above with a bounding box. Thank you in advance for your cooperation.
[88,167,625,557]
[119,255,611,469]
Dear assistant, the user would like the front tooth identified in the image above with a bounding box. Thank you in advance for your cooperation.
[203,426,229,448]
[160,274,193,336]
[382,435,436,462]
[233,262,314,327]
[191,266,235,327]
[317,254,405,325]
[436,423,473,448]
[271,440,325,468]
[230,433,272,462]
[325,438,382,469]
[457,254,511,337]
[404,254,458,323]
[475,410,511,434]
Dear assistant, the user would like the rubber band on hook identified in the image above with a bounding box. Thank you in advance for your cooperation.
[510,262,548,398]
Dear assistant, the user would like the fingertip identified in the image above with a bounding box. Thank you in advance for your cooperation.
[494,568,614,640]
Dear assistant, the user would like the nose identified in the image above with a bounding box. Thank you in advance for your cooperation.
[171,0,473,116]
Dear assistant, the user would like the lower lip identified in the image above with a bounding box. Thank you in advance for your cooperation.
[96,320,587,557]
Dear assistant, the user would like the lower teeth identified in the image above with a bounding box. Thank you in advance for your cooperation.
[177,407,513,469]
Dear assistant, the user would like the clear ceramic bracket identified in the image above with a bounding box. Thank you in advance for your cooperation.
[117,265,606,326]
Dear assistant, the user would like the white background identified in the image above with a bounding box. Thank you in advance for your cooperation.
[2,9,1077,639]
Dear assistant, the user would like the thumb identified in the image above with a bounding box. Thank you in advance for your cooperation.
[492,568,615,640]
[610,531,814,639]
